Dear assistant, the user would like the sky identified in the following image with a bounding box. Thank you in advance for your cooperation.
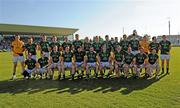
[0,0,180,38]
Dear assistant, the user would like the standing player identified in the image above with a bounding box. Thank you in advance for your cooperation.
[37,52,50,79]
[147,49,160,79]
[49,36,60,52]
[23,53,37,79]
[149,36,159,53]
[62,37,72,51]
[120,34,129,54]
[114,45,124,77]
[140,35,149,54]
[84,46,99,79]
[102,35,112,53]
[11,35,25,80]
[112,37,120,51]
[61,46,75,80]
[129,35,140,55]
[159,35,171,74]
[49,46,61,80]
[25,37,37,60]
[74,46,86,79]
[39,35,50,58]
[123,47,134,78]
[83,37,92,52]
[93,36,102,53]
[73,34,83,50]
[134,47,148,78]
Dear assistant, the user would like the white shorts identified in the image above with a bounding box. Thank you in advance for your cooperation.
[149,63,160,70]
[64,62,72,68]
[13,56,24,63]
[87,62,96,67]
[160,54,170,60]
[123,63,134,68]
[31,55,37,61]
[101,62,110,67]
[51,62,60,69]
[132,51,139,55]
[135,63,146,69]
[76,62,83,67]
[26,68,36,74]
[38,67,48,73]
[44,52,49,58]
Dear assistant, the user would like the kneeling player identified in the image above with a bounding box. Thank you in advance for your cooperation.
[61,46,76,80]
[134,47,148,78]
[23,53,37,79]
[123,47,134,78]
[114,45,124,77]
[49,46,61,80]
[37,52,50,79]
[74,46,85,79]
[84,47,99,79]
[147,49,160,79]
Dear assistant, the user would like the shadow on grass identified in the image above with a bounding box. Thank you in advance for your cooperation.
[0,73,168,95]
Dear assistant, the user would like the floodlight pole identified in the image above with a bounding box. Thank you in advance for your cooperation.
[168,17,171,36]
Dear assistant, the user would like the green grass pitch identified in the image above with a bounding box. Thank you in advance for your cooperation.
[0,47,180,108]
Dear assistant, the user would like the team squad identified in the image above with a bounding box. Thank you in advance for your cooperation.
[11,32,171,80]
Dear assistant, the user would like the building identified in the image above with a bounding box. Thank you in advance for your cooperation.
[157,35,180,46]
[0,23,78,41]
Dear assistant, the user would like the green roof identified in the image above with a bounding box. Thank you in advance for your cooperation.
[0,23,78,36]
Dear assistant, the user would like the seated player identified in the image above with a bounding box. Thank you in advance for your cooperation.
[37,52,50,79]
[134,47,148,78]
[61,46,76,80]
[84,46,99,79]
[123,47,134,78]
[74,46,86,79]
[147,49,160,79]
[98,44,114,78]
[23,53,37,80]
[49,46,61,80]
[114,45,124,77]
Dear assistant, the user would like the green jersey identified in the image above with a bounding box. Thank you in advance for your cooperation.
[159,40,171,54]
[74,50,85,62]
[124,53,134,65]
[93,42,102,53]
[120,40,129,51]
[38,57,49,68]
[49,42,60,50]
[62,42,72,50]
[25,59,36,70]
[50,51,60,63]
[102,41,112,52]
[62,51,74,62]
[25,43,37,55]
[112,41,121,51]
[99,51,110,62]
[149,42,159,53]
[114,51,123,62]
[135,53,147,65]
[129,39,140,51]
[148,53,159,65]
[86,51,97,63]
[73,40,83,49]
[84,42,92,51]
[39,41,49,52]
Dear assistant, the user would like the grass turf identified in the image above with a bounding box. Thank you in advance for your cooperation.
[0,47,180,108]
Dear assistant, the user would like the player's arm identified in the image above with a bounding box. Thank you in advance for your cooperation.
[96,54,100,65]
[84,54,88,65]
[24,45,28,59]
[109,51,115,64]
[37,43,41,51]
